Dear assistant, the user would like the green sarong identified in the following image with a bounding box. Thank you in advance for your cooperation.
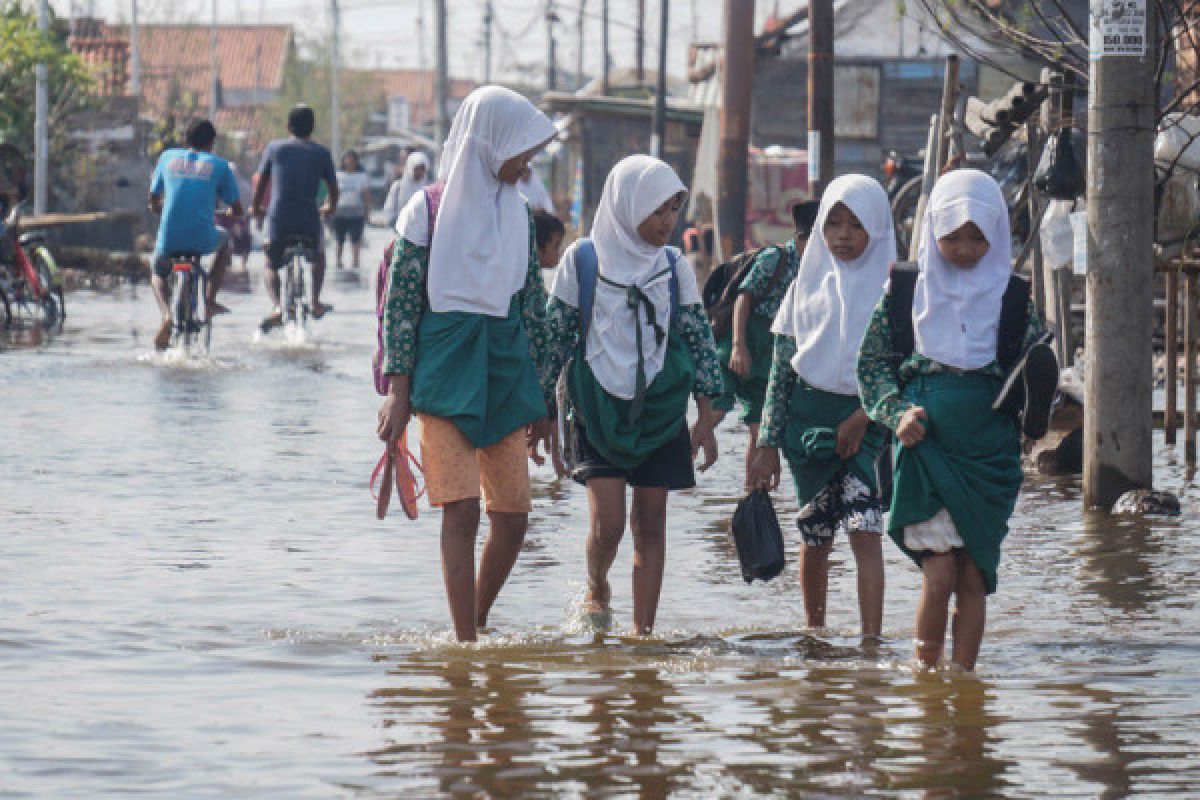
[411,297,546,449]
[570,330,694,471]
[715,313,774,424]
[888,372,1023,594]
[782,379,882,505]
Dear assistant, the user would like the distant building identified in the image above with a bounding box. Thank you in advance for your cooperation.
[353,68,478,136]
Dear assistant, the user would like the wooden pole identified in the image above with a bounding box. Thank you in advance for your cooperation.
[718,0,755,255]
[807,0,835,196]
[907,113,940,261]
[1165,269,1178,446]
[1026,120,1046,320]
[1186,271,1196,464]
[934,54,959,175]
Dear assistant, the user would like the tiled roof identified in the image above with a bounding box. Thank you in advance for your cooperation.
[109,24,293,117]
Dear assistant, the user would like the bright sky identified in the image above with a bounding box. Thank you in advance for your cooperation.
[53,0,780,84]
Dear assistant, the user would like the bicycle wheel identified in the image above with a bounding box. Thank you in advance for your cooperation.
[33,252,62,330]
[32,246,65,323]
[0,285,11,329]
[169,268,193,349]
[281,257,296,326]
[891,175,924,257]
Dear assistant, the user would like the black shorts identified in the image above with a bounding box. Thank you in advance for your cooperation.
[332,214,366,245]
[266,234,321,271]
[571,422,696,490]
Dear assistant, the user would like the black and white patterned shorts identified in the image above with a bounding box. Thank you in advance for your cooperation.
[796,471,884,547]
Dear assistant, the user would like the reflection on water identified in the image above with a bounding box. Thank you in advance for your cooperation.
[2,244,1199,796]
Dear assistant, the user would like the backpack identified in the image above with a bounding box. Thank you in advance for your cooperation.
[701,244,786,341]
[373,183,444,396]
[886,262,1031,379]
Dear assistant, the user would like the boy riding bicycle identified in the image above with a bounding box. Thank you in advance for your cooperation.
[148,118,243,350]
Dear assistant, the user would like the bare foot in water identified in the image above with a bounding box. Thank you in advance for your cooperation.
[583,582,613,630]
[154,317,172,350]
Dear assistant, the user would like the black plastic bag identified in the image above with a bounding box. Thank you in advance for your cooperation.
[1034,128,1086,200]
[730,490,786,583]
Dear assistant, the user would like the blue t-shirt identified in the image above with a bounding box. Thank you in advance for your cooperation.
[151,148,240,256]
[256,138,338,242]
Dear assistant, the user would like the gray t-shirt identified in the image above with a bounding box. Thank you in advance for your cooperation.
[257,137,337,241]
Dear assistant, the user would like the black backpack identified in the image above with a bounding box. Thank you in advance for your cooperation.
[702,244,787,341]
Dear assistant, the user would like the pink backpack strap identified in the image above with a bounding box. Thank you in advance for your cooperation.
[423,182,445,237]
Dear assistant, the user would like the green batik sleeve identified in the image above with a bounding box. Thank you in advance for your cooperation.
[1022,297,1048,350]
[857,293,913,431]
[737,245,783,296]
[543,297,581,403]
[519,215,556,409]
[713,361,736,414]
[758,334,798,448]
[677,303,725,399]
[382,237,428,376]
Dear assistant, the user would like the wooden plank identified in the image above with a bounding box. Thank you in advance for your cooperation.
[1166,269,1179,445]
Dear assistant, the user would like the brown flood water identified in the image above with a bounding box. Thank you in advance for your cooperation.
[2,244,1198,797]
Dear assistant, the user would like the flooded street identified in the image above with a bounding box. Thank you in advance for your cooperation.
[2,234,1199,797]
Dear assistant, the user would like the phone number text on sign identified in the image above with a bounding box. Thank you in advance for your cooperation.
[1090,0,1147,58]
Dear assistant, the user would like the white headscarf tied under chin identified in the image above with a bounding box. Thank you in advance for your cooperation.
[771,174,895,395]
[425,85,557,317]
[912,169,1012,370]
[585,154,688,403]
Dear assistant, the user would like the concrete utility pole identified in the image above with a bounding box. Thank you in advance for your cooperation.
[545,0,558,91]
[34,0,49,215]
[417,0,428,69]
[483,0,493,84]
[650,0,668,158]
[636,0,645,83]
[130,0,140,97]
[807,0,834,196]
[576,0,586,90]
[209,0,219,120]
[718,0,754,255]
[602,0,610,94]
[330,0,341,159]
[1083,0,1159,508]
[434,0,449,157]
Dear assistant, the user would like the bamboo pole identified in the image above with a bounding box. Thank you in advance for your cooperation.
[1166,269,1178,445]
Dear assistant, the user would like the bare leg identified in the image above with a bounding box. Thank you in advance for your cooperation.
[151,274,172,349]
[352,238,362,270]
[440,498,482,642]
[584,477,627,613]
[630,487,668,634]
[206,241,231,313]
[312,249,327,308]
[950,550,988,671]
[915,552,956,667]
[798,539,832,628]
[848,531,885,638]
[475,511,528,628]
[335,238,344,270]
[264,266,281,310]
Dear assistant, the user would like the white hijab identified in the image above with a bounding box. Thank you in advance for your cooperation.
[392,152,430,207]
[424,85,557,317]
[587,154,687,400]
[772,174,895,395]
[912,169,1012,370]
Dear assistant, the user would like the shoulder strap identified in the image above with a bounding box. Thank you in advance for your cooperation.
[422,182,445,238]
[665,246,681,320]
[997,274,1032,372]
[576,238,599,343]
[888,262,919,360]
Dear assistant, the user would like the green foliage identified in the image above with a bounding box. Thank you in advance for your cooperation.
[0,1,95,156]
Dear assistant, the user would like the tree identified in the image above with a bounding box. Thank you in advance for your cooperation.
[0,1,95,207]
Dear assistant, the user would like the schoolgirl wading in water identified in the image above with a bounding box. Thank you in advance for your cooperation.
[748,175,895,640]
[857,169,1044,671]
[544,155,724,635]
[376,86,559,642]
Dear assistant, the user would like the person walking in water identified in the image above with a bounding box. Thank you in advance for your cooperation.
[857,169,1049,671]
[544,154,724,635]
[375,86,559,643]
[747,176,894,641]
[713,200,819,478]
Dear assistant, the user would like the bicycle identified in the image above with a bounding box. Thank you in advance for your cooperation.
[165,252,212,352]
[276,235,317,332]
[0,203,64,331]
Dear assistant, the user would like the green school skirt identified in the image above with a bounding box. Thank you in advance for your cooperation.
[783,379,882,506]
[410,299,546,449]
[715,313,774,425]
[570,330,695,471]
[888,372,1023,594]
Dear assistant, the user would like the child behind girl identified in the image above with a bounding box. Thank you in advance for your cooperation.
[545,155,724,634]
[376,86,559,643]
[857,168,1045,671]
[748,175,895,640]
